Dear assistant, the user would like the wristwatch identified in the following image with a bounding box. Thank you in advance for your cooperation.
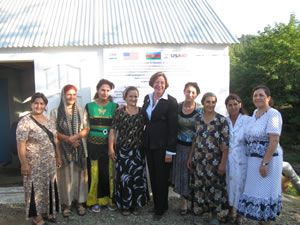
[261,162,269,166]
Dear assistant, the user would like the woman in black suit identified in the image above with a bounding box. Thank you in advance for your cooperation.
[142,72,178,221]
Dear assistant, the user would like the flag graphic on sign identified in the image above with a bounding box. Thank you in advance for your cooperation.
[146,52,161,60]
[123,52,138,60]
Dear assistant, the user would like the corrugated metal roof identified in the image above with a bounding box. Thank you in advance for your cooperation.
[0,0,238,48]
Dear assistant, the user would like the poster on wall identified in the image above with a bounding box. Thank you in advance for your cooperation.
[103,47,229,114]
[103,48,195,106]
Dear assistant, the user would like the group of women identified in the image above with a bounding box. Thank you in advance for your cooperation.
[16,71,283,225]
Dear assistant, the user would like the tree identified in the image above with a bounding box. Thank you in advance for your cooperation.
[230,14,300,146]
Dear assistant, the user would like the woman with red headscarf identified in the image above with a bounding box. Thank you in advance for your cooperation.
[50,85,89,217]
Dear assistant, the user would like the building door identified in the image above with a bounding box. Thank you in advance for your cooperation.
[0,78,10,162]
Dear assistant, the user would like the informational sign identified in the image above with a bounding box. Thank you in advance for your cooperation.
[103,47,229,114]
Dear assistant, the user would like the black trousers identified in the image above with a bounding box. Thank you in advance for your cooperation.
[146,148,171,215]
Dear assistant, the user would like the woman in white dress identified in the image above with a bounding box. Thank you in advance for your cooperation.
[224,94,251,225]
[237,85,283,225]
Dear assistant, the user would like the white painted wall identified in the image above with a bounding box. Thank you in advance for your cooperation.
[0,44,230,115]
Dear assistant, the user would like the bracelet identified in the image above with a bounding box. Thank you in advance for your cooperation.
[261,162,269,166]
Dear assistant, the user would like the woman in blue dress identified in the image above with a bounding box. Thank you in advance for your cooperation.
[237,85,283,225]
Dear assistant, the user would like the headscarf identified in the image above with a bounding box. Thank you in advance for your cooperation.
[56,85,86,169]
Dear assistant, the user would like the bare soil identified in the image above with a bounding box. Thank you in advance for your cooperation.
[0,194,299,225]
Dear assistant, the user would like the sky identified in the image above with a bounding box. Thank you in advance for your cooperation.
[209,0,300,37]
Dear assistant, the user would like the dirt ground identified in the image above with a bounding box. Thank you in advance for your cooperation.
[0,194,299,225]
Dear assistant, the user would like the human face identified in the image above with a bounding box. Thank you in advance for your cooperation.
[226,99,241,118]
[153,76,166,97]
[184,86,198,103]
[65,89,77,106]
[253,88,270,109]
[125,90,139,107]
[203,96,216,113]
[97,84,111,100]
[31,98,46,115]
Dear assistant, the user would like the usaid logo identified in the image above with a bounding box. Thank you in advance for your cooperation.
[170,53,187,58]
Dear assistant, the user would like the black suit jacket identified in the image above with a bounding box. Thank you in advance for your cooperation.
[142,94,178,153]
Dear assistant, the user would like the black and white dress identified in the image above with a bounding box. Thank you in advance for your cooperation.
[237,108,283,221]
[111,107,149,211]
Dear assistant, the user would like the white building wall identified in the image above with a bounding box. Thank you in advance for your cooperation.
[0,44,229,115]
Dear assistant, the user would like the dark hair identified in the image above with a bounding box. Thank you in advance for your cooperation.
[184,82,200,95]
[93,79,115,100]
[149,72,169,89]
[225,93,248,115]
[253,85,273,106]
[201,92,217,105]
[64,84,77,94]
[30,92,48,105]
[122,86,139,100]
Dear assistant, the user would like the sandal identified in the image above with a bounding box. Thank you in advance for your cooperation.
[77,205,86,216]
[193,216,204,225]
[32,218,48,225]
[131,209,139,215]
[63,208,71,217]
[209,218,220,225]
[44,215,56,223]
[235,216,242,225]
[180,208,188,216]
[121,210,130,216]
[220,215,235,223]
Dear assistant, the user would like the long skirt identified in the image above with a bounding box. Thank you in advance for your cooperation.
[57,162,88,207]
[86,143,114,206]
[114,147,149,210]
[172,143,191,198]
[237,152,283,222]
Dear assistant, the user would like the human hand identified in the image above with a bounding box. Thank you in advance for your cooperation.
[56,156,62,168]
[259,165,268,177]
[217,163,226,175]
[108,149,116,161]
[187,158,192,170]
[165,154,173,163]
[21,163,31,176]
[71,140,80,148]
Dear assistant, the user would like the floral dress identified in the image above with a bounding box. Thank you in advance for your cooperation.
[237,108,283,222]
[16,114,59,219]
[190,113,229,215]
[111,107,149,211]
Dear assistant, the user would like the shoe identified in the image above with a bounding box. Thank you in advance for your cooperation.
[108,203,117,211]
[91,205,100,213]
[121,210,131,216]
[45,216,56,223]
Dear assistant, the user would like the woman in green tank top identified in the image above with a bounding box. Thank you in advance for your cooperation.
[84,79,118,213]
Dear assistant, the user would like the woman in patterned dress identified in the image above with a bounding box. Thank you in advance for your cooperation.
[224,94,251,225]
[172,82,202,216]
[187,92,229,225]
[108,86,149,216]
[85,79,118,213]
[17,93,62,225]
[50,85,89,217]
[237,85,283,225]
